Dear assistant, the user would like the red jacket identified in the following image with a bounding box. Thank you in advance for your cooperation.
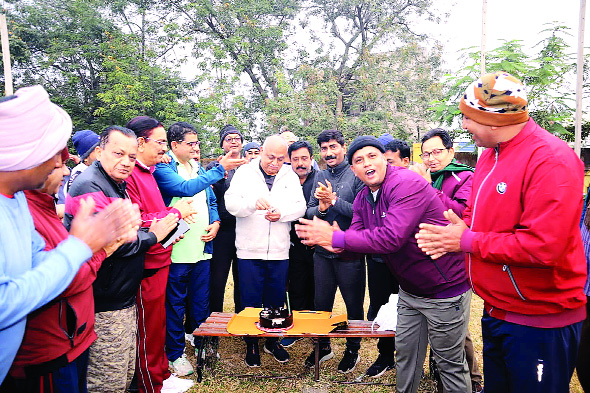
[126,160,180,269]
[11,191,106,377]
[461,119,586,324]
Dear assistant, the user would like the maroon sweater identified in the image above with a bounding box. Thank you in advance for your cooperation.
[11,191,106,377]
[126,160,180,269]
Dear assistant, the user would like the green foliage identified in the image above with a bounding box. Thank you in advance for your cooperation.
[4,0,195,134]
[430,23,586,141]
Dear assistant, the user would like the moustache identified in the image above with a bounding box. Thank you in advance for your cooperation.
[296,166,307,171]
[325,155,337,161]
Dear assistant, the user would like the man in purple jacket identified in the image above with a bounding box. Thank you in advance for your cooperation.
[295,136,471,393]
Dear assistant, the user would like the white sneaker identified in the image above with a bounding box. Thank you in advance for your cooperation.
[185,333,195,347]
[162,374,194,393]
[168,354,194,377]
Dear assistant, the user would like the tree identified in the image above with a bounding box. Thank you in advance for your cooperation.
[430,24,587,141]
[4,0,195,132]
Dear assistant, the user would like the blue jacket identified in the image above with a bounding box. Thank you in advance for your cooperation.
[153,153,225,206]
[153,153,221,254]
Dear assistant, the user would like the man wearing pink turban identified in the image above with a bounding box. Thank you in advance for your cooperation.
[0,85,140,389]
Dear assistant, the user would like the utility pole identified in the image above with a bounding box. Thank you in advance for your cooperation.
[0,13,13,96]
[575,0,586,157]
[478,0,487,159]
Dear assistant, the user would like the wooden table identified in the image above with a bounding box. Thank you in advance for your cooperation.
[193,312,396,382]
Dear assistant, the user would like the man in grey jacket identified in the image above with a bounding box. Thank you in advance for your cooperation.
[305,129,366,373]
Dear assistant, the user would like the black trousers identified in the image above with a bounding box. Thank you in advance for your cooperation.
[287,242,315,311]
[367,255,399,356]
[576,296,590,392]
[314,252,365,352]
[209,230,241,313]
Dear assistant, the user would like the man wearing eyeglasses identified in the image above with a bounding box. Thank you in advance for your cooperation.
[411,129,480,392]
[411,129,474,218]
[153,122,230,377]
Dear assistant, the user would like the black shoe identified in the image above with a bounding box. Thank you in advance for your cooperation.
[365,354,395,378]
[337,349,360,374]
[304,346,334,368]
[244,342,261,367]
[263,340,290,363]
[280,336,303,348]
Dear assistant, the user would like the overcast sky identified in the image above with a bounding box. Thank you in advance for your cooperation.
[428,0,588,71]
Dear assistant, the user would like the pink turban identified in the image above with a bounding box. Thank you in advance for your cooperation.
[0,85,72,171]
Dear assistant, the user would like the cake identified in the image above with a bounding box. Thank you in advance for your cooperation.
[259,307,293,330]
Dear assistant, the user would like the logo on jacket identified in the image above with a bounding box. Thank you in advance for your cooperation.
[496,182,507,194]
[381,212,386,218]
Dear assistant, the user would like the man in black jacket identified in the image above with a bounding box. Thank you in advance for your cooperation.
[65,126,176,392]
[304,130,366,373]
[281,141,317,348]
[206,125,247,314]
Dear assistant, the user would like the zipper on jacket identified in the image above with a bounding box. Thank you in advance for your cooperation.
[502,265,527,301]
[432,260,449,282]
[468,147,499,296]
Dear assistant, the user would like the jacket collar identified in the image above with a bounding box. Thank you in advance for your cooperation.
[24,189,56,212]
[327,159,349,176]
[496,118,538,154]
[136,159,155,174]
[95,161,128,194]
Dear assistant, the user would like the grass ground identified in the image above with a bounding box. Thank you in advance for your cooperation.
[183,274,583,392]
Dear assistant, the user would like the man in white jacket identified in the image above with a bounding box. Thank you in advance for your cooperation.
[225,135,306,367]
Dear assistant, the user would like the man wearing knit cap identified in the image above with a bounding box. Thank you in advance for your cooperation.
[206,124,246,316]
[65,129,100,195]
[0,85,140,387]
[296,135,471,393]
[243,141,261,161]
[416,71,586,393]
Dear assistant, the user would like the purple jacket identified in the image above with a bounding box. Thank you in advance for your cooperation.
[436,169,473,217]
[332,165,469,298]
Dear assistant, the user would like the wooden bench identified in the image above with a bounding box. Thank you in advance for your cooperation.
[193,312,396,382]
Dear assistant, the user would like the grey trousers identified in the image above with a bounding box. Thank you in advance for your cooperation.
[395,288,471,393]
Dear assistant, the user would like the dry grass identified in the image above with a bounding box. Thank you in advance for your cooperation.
[182,273,583,392]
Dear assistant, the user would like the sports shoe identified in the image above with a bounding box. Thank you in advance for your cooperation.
[472,381,483,393]
[304,346,334,368]
[280,336,303,348]
[245,342,261,367]
[365,354,395,378]
[168,354,194,376]
[263,340,290,363]
[337,349,360,374]
[185,333,195,347]
[162,374,194,393]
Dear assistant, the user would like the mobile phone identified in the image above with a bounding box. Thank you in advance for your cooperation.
[159,219,190,248]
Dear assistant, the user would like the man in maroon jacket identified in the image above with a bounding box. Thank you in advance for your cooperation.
[11,150,135,393]
[417,71,586,393]
[125,116,196,393]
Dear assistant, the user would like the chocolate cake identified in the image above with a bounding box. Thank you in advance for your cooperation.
[259,307,293,330]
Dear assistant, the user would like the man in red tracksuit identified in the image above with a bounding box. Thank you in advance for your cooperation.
[125,116,196,393]
[417,71,586,393]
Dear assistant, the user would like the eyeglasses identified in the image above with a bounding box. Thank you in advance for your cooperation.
[420,148,448,160]
[224,136,241,143]
[183,141,200,148]
[145,137,168,147]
